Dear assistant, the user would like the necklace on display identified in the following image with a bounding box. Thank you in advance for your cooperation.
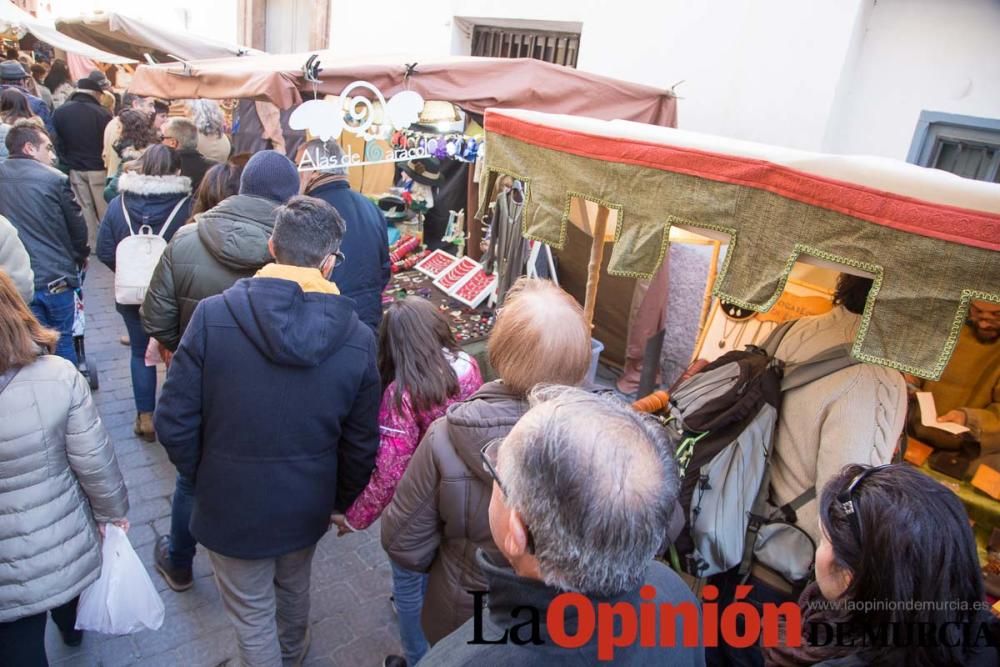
[750,320,773,347]
[718,301,755,349]
[718,319,750,349]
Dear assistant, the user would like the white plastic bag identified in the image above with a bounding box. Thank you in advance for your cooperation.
[75,525,165,634]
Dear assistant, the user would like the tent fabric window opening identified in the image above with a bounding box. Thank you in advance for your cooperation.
[479,108,1000,382]
[470,26,580,68]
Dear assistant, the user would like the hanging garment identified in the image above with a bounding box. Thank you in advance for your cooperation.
[482,185,528,305]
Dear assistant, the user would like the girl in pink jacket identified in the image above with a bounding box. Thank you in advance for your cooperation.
[334,296,482,667]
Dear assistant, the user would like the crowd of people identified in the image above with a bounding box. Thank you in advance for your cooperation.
[0,66,997,667]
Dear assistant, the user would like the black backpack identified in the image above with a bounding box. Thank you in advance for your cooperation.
[661,321,858,581]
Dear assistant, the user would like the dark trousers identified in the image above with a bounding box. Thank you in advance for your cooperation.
[117,305,156,413]
[169,473,197,569]
[30,288,77,366]
[0,596,79,667]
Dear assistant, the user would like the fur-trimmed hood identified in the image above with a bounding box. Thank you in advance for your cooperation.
[118,172,192,197]
[96,174,193,271]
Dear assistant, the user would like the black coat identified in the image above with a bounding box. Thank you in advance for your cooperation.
[0,156,88,290]
[52,92,112,171]
[421,551,706,666]
[307,179,390,331]
[155,275,381,559]
[177,149,216,192]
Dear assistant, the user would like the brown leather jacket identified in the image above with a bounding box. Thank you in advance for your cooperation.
[381,380,525,644]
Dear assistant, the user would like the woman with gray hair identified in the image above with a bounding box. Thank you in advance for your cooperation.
[187,99,231,163]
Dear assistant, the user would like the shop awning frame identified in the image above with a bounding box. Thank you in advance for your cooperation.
[480,108,1000,380]
[0,2,134,64]
[126,52,677,126]
[54,12,262,63]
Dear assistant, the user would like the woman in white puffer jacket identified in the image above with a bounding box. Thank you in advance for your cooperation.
[0,269,129,665]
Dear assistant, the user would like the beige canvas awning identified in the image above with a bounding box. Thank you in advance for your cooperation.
[0,3,134,64]
[55,12,262,63]
[126,52,677,125]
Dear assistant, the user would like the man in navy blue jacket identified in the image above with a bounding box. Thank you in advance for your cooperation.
[302,139,390,331]
[0,61,53,133]
[155,196,380,666]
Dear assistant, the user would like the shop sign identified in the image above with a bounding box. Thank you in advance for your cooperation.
[298,142,430,172]
[291,80,427,171]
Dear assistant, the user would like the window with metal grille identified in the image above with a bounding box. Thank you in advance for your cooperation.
[909,112,1000,183]
[470,26,580,68]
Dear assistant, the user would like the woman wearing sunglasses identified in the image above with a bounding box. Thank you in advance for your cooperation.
[765,463,998,666]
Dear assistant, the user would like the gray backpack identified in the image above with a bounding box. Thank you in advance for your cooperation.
[664,321,858,582]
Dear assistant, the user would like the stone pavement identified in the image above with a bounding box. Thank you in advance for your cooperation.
[45,262,401,666]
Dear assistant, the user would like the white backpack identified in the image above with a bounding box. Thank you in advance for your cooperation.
[114,195,189,305]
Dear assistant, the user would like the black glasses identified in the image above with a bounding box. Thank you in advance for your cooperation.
[836,465,889,545]
[333,250,346,266]
[480,438,535,554]
[480,438,507,495]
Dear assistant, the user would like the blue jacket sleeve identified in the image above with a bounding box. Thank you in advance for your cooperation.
[95,197,122,271]
[378,209,390,289]
[155,301,207,481]
[58,177,89,263]
[335,330,381,511]
[33,97,54,135]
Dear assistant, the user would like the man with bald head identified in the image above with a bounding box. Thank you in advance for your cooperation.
[421,386,704,666]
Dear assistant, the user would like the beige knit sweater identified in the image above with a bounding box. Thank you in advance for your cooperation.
[759,306,907,580]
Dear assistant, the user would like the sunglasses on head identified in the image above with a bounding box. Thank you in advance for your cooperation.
[835,465,889,545]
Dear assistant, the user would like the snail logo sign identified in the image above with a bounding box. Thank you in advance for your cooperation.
[291,80,431,172]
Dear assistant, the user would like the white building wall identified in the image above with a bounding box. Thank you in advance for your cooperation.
[326,0,867,151]
[824,0,1000,159]
[50,0,997,160]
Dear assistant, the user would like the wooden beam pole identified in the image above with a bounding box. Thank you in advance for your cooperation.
[583,206,610,328]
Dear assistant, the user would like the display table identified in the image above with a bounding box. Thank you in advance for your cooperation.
[382,270,496,379]
[916,463,999,559]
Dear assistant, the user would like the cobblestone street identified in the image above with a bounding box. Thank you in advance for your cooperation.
[44,262,400,666]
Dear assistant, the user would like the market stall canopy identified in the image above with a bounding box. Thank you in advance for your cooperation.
[0,2,134,64]
[126,52,676,125]
[55,12,262,63]
[481,107,1000,380]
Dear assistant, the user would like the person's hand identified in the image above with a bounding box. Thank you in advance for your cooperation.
[330,513,354,537]
[98,519,130,537]
[158,342,173,368]
[939,410,967,426]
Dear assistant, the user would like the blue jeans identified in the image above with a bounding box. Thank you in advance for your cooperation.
[117,305,156,413]
[390,560,429,665]
[30,288,77,365]
[169,473,197,569]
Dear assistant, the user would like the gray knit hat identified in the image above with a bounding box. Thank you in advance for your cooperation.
[0,60,28,82]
